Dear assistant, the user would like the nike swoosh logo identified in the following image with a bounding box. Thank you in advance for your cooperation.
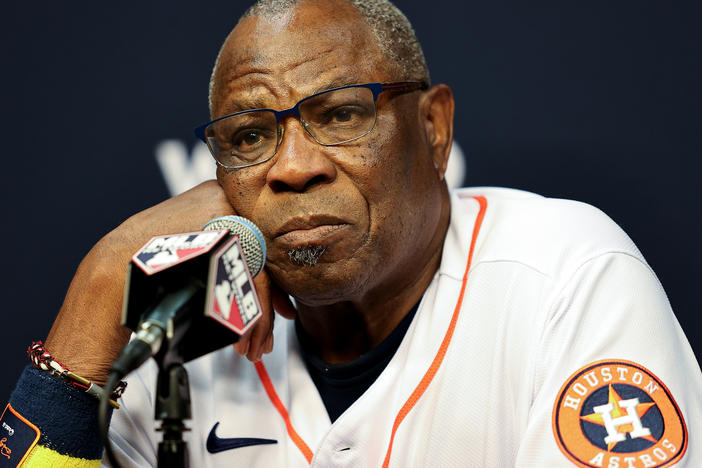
[206,422,277,454]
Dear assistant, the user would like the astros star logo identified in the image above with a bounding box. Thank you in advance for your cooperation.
[552,360,687,468]
[580,384,657,451]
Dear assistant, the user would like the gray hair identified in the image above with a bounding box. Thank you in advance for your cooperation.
[208,0,430,112]
[287,245,327,266]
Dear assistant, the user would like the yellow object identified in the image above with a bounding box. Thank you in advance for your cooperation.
[20,444,100,468]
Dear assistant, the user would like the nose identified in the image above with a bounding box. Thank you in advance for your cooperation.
[265,118,337,193]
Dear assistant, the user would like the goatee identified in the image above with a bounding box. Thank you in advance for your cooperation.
[287,245,327,266]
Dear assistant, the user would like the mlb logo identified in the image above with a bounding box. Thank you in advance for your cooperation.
[132,230,227,275]
[205,236,263,335]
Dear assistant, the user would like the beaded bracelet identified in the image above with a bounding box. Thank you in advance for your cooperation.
[28,341,127,409]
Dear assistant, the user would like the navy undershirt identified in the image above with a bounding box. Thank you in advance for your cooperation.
[295,303,419,423]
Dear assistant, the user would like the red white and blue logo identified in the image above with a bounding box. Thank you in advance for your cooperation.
[205,236,262,335]
[132,230,226,275]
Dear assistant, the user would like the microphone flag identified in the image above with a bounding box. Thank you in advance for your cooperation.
[122,228,263,363]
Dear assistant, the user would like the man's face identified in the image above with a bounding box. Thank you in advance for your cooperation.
[211,0,445,307]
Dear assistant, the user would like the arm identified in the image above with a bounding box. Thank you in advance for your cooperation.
[5,180,294,466]
[45,179,279,381]
[516,252,702,467]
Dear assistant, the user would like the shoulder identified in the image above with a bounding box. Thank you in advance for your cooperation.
[449,186,644,280]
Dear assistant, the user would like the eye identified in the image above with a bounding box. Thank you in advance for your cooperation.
[330,108,354,123]
[232,128,271,151]
[323,105,369,126]
[229,127,276,161]
[236,131,263,147]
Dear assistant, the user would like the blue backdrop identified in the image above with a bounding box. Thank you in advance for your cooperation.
[2,1,700,404]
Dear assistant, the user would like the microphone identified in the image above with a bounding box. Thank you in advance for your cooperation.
[110,215,266,379]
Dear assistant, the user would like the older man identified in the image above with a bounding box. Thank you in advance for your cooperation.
[5,0,701,467]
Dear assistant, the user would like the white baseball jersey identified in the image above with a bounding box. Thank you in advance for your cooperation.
[108,187,702,467]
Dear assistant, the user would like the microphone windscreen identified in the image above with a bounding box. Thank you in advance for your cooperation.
[202,215,266,277]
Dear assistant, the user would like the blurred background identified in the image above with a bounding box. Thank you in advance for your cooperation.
[1,0,700,404]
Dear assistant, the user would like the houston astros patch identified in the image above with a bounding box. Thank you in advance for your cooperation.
[552,360,687,467]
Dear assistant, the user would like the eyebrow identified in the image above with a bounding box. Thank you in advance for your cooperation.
[312,76,366,95]
[224,76,368,114]
[226,97,271,113]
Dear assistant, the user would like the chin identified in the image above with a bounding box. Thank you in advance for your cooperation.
[268,256,371,307]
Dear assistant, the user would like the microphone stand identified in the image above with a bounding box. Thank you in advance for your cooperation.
[154,340,191,468]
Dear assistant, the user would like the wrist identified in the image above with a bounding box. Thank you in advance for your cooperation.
[7,366,111,462]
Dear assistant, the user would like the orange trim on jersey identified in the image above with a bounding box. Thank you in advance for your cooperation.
[381,195,488,468]
[254,195,488,467]
[254,360,314,464]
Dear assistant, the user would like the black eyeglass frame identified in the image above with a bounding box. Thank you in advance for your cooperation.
[194,81,428,170]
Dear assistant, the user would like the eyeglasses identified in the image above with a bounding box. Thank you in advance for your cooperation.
[194,81,428,170]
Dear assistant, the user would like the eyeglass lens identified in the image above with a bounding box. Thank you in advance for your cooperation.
[205,86,377,168]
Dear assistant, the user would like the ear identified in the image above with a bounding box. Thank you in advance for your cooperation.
[418,84,455,181]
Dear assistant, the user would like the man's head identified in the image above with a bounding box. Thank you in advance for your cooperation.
[209,0,430,112]
[208,0,454,309]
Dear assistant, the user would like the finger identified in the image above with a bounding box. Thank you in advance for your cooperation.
[271,283,297,320]
[247,271,275,361]
[247,315,272,361]
[233,335,250,356]
[263,333,274,354]
[248,289,275,362]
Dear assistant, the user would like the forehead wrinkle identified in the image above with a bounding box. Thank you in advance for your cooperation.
[275,45,386,95]
[214,4,393,116]
[219,45,338,106]
[222,89,277,114]
[271,45,337,75]
[230,36,337,79]
[218,72,282,114]
[222,67,370,116]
